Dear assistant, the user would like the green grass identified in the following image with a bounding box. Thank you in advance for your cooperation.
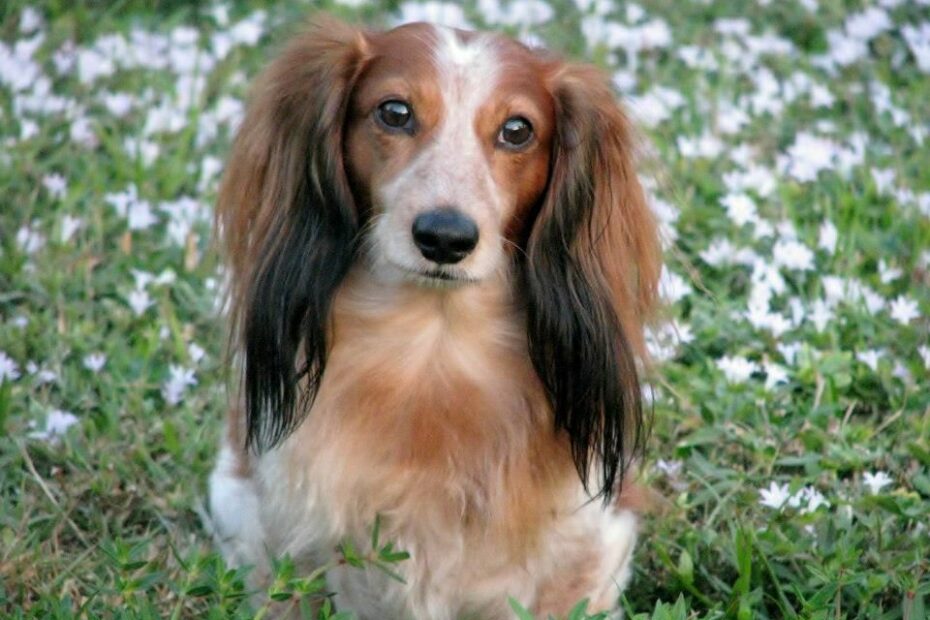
[1,0,929,618]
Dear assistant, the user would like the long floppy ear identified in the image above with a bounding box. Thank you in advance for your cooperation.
[216,17,370,451]
[526,63,661,501]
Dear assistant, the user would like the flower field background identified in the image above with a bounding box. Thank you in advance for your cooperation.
[1,0,929,618]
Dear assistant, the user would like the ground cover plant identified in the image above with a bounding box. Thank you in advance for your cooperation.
[1,0,929,618]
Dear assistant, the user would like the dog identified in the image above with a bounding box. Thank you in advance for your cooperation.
[209,15,661,619]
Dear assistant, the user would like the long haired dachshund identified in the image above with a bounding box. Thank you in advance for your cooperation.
[209,15,661,619]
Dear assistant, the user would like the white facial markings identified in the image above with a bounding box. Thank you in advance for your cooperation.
[372,26,507,285]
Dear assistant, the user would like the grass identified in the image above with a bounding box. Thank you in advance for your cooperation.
[1,0,929,618]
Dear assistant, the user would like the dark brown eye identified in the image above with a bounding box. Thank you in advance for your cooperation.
[376,100,414,131]
[498,116,533,148]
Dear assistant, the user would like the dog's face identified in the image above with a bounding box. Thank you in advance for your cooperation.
[218,17,662,500]
[344,24,555,285]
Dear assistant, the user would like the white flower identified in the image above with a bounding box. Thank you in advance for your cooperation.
[717,355,758,383]
[27,361,57,385]
[878,260,902,284]
[659,268,691,304]
[102,92,135,117]
[163,365,197,405]
[809,299,834,332]
[126,289,154,316]
[395,2,471,28]
[83,353,107,372]
[16,225,45,254]
[889,296,919,325]
[700,238,737,266]
[845,8,891,42]
[29,409,79,442]
[60,214,83,243]
[796,487,830,514]
[744,301,791,337]
[722,193,758,227]
[762,362,789,391]
[777,342,802,366]
[211,3,230,25]
[677,132,723,159]
[42,173,67,199]
[160,196,208,246]
[655,459,683,477]
[19,7,44,33]
[628,86,685,127]
[862,471,893,494]
[818,221,838,254]
[716,101,749,135]
[810,83,835,108]
[188,342,206,364]
[859,285,886,314]
[127,200,157,230]
[825,29,869,66]
[902,23,930,73]
[779,132,839,182]
[477,0,554,26]
[871,167,896,194]
[229,14,265,46]
[70,115,97,148]
[857,349,882,372]
[773,239,815,271]
[0,351,21,383]
[123,137,160,166]
[759,481,791,510]
[106,186,158,230]
[919,345,930,370]
[154,269,176,286]
[723,165,777,198]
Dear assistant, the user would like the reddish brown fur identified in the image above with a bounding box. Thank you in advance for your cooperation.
[288,272,577,559]
[216,17,371,346]
[343,27,555,245]
[544,62,662,359]
[213,15,661,618]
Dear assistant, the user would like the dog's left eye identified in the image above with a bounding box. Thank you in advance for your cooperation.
[497,117,534,149]
[376,100,414,133]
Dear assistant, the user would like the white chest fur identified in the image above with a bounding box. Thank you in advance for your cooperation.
[209,275,638,618]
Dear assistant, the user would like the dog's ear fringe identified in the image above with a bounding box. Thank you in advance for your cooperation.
[526,62,661,502]
[215,16,370,453]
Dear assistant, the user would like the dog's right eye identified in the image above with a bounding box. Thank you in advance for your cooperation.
[376,100,414,132]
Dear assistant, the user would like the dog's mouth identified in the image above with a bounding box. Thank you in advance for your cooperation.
[386,260,479,287]
[420,268,464,281]
[409,267,479,287]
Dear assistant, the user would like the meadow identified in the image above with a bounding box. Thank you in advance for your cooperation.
[0,0,928,618]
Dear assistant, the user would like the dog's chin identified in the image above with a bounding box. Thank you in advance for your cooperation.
[381,259,481,289]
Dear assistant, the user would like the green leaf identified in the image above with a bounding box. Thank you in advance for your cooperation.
[371,513,382,551]
[508,597,536,620]
[339,539,364,569]
[676,550,694,586]
[185,583,213,597]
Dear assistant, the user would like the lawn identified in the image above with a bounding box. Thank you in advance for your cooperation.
[1,0,928,618]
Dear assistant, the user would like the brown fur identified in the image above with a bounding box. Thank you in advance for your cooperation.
[284,271,576,559]
[216,17,371,346]
[213,15,661,618]
[543,62,662,360]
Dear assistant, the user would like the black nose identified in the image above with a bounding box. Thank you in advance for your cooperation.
[412,209,479,264]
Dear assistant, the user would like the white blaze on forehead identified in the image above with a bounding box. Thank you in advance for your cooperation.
[424,25,501,205]
[369,26,508,283]
[434,24,486,66]
[431,25,500,101]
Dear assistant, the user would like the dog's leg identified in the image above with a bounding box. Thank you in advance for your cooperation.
[532,508,637,619]
[207,441,269,581]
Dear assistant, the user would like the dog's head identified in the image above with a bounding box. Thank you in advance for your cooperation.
[218,17,661,500]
